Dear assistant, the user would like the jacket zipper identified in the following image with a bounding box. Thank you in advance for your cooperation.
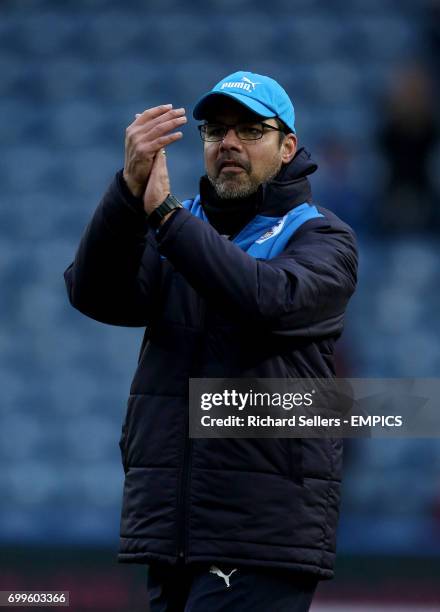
[177,298,206,561]
[176,201,260,558]
[176,226,248,559]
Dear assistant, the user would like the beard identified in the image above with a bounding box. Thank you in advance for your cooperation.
[207,155,283,200]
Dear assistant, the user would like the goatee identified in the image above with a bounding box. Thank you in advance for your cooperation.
[207,160,283,200]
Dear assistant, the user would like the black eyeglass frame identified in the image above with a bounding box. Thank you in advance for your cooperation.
[197,121,286,142]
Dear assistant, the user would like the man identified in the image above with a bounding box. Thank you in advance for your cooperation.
[64,71,358,611]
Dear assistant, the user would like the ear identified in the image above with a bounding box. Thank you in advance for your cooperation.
[281,133,297,164]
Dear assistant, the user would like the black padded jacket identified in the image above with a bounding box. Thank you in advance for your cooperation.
[64,149,358,580]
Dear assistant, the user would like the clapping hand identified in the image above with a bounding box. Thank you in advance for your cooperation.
[123,104,186,197]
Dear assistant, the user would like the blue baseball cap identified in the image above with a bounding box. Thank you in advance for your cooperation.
[193,70,296,134]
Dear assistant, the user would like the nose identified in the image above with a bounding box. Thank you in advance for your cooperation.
[219,127,242,151]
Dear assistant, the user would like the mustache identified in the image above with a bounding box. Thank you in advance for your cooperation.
[216,156,250,174]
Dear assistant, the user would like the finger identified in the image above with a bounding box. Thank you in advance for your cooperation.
[133,104,173,126]
[157,149,170,184]
[126,114,185,156]
[155,148,167,172]
[149,148,162,172]
[128,109,185,141]
[138,130,184,157]
[138,115,187,142]
[149,147,169,184]
[134,104,185,129]
[157,130,184,145]
[134,109,186,137]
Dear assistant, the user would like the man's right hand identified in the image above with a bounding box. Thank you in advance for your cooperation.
[123,104,187,197]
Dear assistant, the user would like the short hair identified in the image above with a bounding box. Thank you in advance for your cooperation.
[275,118,289,145]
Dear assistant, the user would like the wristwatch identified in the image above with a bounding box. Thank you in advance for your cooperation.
[147,194,183,229]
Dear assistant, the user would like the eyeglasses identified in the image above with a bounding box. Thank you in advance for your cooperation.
[198,121,284,142]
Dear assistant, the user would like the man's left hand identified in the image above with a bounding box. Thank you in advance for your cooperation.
[143,149,171,216]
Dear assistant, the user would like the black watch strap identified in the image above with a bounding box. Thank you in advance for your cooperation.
[147,194,183,229]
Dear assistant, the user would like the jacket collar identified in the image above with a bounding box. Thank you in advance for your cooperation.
[258,146,317,216]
